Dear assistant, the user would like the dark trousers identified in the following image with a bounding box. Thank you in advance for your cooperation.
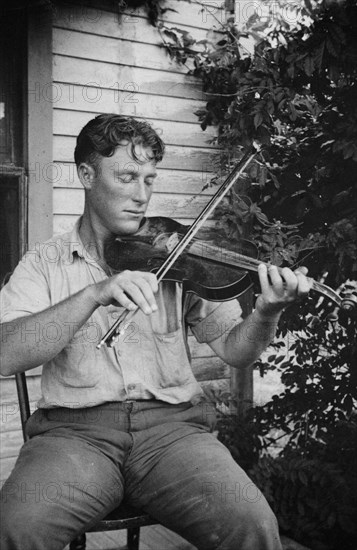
[0,400,282,549]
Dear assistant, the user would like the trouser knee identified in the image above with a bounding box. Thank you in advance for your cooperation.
[198,483,281,550]
[219,500,281,550]
[0,481,58,550]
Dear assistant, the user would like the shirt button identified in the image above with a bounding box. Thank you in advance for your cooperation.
[127,384,136,391]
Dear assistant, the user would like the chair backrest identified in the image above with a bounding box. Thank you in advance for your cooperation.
[2,277,31,441]
[15,372,31,443]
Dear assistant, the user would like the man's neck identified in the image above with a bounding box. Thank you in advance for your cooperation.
[78,210,109,266]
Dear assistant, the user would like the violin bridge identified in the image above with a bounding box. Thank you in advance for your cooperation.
[165,232,181,253]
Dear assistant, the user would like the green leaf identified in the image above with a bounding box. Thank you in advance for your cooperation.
[342,394,353,414]
[312,42,325,71]
[298,470,309,486]
[289,103,298,121]
[326,37,338,58]
[338,510,357,534]
[304,56,315,77]
[254,112,263,129]
[342,144,356,160]
[326,511,336,529]
[297,499,305,516]
[328,23,346,46]
[270,172,280,189]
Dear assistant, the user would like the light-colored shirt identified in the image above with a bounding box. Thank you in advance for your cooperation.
[0,220,243,408]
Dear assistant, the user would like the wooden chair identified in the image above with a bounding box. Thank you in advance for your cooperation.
[15,371,158,550]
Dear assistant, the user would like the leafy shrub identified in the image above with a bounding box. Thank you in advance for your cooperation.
[249,448,357,550]
[213,285,357,549]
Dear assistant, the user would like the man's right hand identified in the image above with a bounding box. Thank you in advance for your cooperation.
[89,270,159,315]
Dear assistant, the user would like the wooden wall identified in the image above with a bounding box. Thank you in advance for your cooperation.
[1,0,239,485]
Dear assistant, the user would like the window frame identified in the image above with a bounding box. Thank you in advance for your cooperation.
[0,165,27,285]
[27,7,53,249]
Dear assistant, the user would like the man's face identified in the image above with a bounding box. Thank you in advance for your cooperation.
[85,142,157,237]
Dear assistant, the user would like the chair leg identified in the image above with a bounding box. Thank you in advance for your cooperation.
[69,534,86,550]
[127,527,140,550]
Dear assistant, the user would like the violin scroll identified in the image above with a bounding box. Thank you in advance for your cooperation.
[325,293,357,323]
[340,294,357,319]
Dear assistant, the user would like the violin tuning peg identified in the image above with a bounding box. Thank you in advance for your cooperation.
[310,315,320,327]
[252,140,263,153]
[326,311,339,323]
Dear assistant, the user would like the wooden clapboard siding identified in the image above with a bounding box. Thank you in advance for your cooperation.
[54,110,217,147]
[52,84,203,123]
[53,109,217,151]
[54,56,205,100]
[54,136,220,169]
[53,1,226,38]
[53,28,187,74]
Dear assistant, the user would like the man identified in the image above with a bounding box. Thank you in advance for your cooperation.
[0,114,311,549]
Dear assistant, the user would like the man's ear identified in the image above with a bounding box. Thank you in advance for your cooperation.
[77,163,96,190]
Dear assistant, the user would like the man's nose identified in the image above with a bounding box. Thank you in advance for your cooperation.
[133,178,149,204]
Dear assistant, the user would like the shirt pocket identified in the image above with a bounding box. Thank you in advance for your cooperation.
[145,328,195,389]
[52,341,101,388]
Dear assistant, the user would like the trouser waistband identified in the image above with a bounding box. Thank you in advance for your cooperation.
[26,399,217,436]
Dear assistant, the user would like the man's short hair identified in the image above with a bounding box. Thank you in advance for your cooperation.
[74,114,165,169]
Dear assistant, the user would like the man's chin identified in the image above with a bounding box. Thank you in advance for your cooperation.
[114,219,143,236]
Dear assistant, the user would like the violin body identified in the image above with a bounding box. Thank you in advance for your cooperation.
[104,217,253,302]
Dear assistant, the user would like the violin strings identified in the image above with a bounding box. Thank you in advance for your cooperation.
[187,241,341,307]
[187,240,262,272]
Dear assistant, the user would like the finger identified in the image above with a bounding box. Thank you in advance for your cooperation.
[280,267,298,297]
[119,279,156,315]
[294,269,313,296]
[118,271,159,314]
[295,266,308,276]
[131,273,159,311]
[139,272,159,295]
[111,286,138,311]
[257,264,271,294]
[267,265,284,293]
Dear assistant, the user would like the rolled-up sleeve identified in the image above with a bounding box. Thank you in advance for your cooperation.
[185,294,243,344]
[0,250,50,323]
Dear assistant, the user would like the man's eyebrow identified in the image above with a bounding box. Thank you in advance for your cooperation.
[114,168,158,178]
[114,168,138,175]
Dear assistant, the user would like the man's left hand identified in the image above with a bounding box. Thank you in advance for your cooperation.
[255,264,313,317]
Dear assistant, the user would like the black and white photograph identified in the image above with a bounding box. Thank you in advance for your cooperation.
[0,1,356,549]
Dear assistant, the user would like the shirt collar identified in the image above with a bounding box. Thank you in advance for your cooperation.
[66,217,102,268]
[68,217,86,259]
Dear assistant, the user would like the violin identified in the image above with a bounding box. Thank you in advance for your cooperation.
[97,148,355,348]
[104,216,254,302]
